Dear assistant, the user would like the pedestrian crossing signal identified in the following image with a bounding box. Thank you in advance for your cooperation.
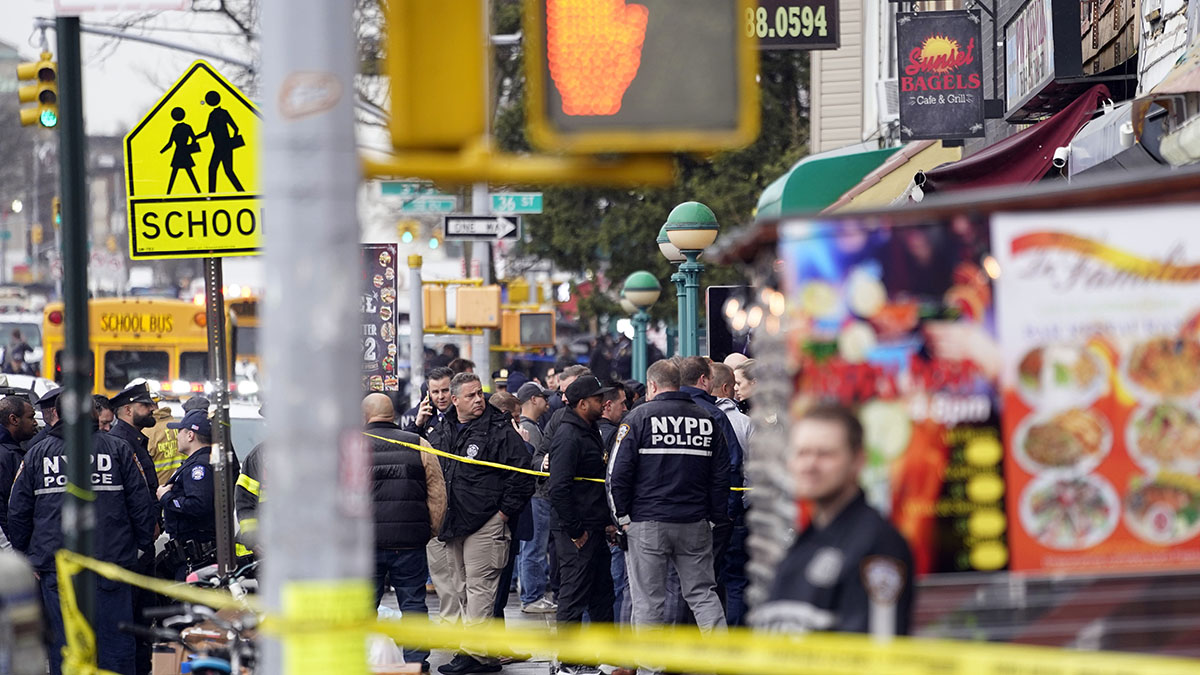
[17,53,58,128]
[52,197,61,228]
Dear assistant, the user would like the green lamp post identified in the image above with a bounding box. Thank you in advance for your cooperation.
[657,224,684,357]
[664,202,719,357]
[623,270,661,383]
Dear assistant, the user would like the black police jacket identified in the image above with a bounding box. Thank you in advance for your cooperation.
[366,421,431,549]
[598,417,619,448]
[756,491,915,635]
[110,417,159,494]
[548,408,609,539]
[8,422,156,571]
[606,391,730,525]
[427,404,534,541]
[0,426,25,535]
[160,447,216,545]
[532,406,571,501]
[681,386,746,520]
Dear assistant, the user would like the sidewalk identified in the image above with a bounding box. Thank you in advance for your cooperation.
[380,587,556,674]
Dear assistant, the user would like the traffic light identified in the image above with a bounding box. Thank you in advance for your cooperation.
[396,219,420,244]
[387,1,486,149]
[31,225,42,246]
[52,197,61,228]
[501,311,556,348]
[16,52,58,128]
[523,0,759,153]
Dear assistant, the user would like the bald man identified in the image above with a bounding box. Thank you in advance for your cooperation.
[363,393,447,671]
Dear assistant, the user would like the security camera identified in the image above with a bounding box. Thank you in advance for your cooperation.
[1052,146,1070,169]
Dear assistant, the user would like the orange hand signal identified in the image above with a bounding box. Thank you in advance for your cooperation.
[546,0,649,116]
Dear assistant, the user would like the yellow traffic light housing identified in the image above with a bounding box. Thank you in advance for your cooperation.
[52,197,61,228]
[17,53,58,128]
[396,219,420,244]
[501,310,556,349]
[387,1,487,149]
[523,0,758,153]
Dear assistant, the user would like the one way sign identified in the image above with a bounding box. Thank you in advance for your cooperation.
[442,215,521,242]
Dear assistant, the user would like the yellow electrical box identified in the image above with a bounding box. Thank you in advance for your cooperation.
[388,0,487,149]
[31,225,42,245]
[423,285,447,330]
[456,285,501,328]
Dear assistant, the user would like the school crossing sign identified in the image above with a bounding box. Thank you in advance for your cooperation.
[124,60,261,259]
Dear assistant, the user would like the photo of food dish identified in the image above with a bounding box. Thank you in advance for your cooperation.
[381,287,396,304]
[1014,408,1111,474]
[373,274,384,289]
[1124,475,1200,545]
[1126,402,1200,474]
[1125,336,1200,399]
[380,305,393,322]
[369,375,384,391]
[1016,345,1106,408]
[378,250,392,267]
[382,355,395,372]
[380,322,394,341]
[1020,474,1119,550]
[387,343,397,357]
[385,267,395,281]
[384,377,399,389]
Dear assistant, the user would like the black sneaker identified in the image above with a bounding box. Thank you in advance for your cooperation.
[440,655,501,675]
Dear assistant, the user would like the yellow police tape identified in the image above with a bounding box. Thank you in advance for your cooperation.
[54,549,1200,675]
[363,432,752,490]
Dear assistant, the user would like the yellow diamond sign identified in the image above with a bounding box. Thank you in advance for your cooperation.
[124,60,261,259]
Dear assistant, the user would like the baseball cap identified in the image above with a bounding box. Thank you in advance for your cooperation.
[516,381,554,403]
[565,376,614,406]
[167,409,212,437]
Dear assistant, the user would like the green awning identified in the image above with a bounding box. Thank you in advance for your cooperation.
[755,144,902,220]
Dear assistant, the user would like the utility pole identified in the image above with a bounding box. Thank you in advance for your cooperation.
[260,1,372,673]
[471,182,494,389]
[55,14,95,627]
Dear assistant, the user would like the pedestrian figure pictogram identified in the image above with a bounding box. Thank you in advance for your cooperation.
[161,107,201,194]
[197,90,245,193]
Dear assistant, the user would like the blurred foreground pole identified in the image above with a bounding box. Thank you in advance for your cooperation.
[56,15,94,625]
[260,0,372,673]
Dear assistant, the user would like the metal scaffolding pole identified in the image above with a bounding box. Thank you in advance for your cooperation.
[260,0,372,672]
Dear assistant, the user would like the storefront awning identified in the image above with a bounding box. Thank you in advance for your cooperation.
[920,84,1111,194]
[821,141,962,213]
[755,143,901,220]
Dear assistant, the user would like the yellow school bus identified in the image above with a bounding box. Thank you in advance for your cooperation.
[42,297,231,397]
[227,296,260,375]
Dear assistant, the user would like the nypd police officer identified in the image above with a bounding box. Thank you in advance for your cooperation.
[156,409,217,579]
[606,359,730,646]
[109,381,160,494]
[8,393,156,675]
[752,402,914,636]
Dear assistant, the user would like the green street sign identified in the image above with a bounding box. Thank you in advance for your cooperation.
[381,180,436,197]
[490,192,543,214]
[398,196,459,214]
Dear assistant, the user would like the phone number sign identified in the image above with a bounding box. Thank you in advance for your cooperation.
[744,0,839,50]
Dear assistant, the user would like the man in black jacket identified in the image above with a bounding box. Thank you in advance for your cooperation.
[8,398,155,675]
[364,393,446,672]
[28,387,61,449]
[109,381,160,495]
[0,394,37,537]
[402,366,455,437]
[429,373,534,675]
[607,359,729,639]
[548,376,616,653]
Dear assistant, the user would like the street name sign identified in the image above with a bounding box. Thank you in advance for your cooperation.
[380,180,436,197]
[443,215,521,241]
[398,196,459,214]
[490,192,543,214]
[124,60,260,259]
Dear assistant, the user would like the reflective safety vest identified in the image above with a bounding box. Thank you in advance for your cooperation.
[146,408,184,483]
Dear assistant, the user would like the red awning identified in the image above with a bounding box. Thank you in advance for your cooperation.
[921,84,1111,194]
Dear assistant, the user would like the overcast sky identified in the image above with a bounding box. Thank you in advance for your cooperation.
[0,1,256,137]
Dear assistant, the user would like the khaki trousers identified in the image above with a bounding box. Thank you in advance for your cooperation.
[444,512,510,663]
[426,538,464,623]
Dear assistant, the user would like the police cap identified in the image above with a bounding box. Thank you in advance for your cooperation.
[111,382,155,409]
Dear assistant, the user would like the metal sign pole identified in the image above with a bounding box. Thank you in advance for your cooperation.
[409,255,425,409]
[55,15,95,625]
[204,257,236,575]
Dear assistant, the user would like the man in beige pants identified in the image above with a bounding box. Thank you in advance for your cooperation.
[426,373,535,675]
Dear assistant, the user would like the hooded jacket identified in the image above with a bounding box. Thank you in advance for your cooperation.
[548,407,610,539]
[8,422,155,571]
[427,404,534,541]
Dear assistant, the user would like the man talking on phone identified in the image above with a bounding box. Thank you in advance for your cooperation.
[405,367,455,437]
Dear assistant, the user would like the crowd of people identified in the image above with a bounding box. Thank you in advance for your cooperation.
[0,337,916,675]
